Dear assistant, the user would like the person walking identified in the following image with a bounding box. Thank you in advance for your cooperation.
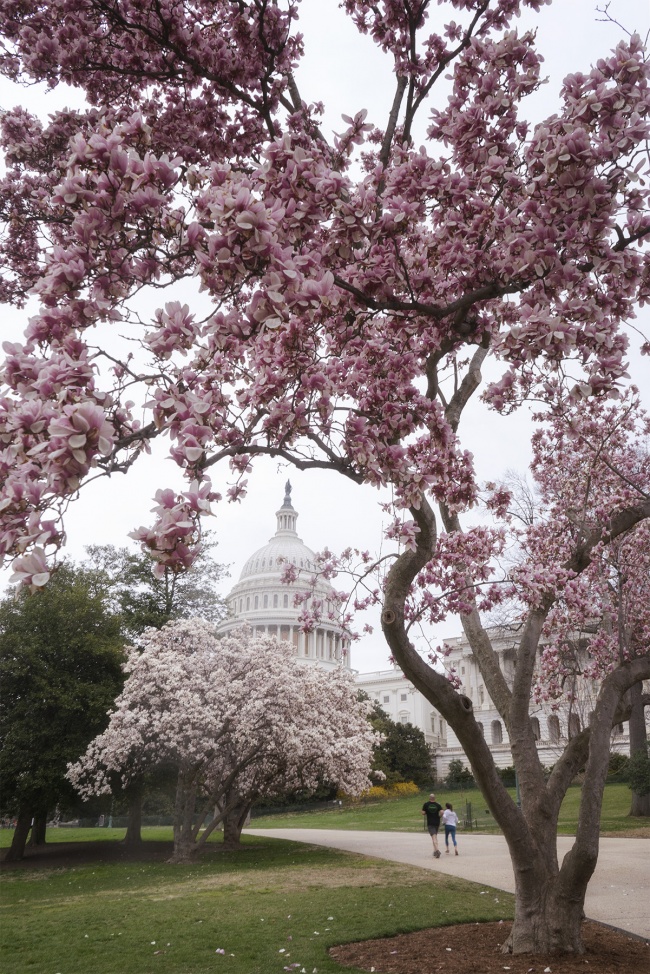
[442,802,459,855]
[422,793,443,858]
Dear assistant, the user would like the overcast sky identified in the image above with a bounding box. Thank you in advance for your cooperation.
[1,0,648,672]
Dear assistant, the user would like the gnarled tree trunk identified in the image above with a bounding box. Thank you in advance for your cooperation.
[502,842,592,953]
[222,802,251,850]
[3,805,33,862]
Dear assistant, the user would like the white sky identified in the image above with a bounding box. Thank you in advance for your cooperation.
[1,0,648,672]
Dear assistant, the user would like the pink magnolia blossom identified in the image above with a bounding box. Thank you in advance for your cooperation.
[1,2,647,586]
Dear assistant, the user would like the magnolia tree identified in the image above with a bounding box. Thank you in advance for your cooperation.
[68,620,377,861]
[525,402,650,817]
[1,0,650,955]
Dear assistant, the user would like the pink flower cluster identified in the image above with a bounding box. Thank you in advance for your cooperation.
[0,0,648,611]
[130,480,220,577]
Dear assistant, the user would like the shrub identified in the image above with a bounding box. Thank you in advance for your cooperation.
[389,781,420,797]
[628,749,650,797]
[497,766,517,787]
[445,759,475,789]
[360,785,390,801]
[608,752,630,782]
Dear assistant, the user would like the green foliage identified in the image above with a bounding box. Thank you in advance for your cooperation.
[608,752,630,782]
[367,702,433,788]
[0,564,125,819]
[628,746,650,798]
[0,836,514,974]
[497,766,517,787]
[84,532,228,636]
[445,759,475,789]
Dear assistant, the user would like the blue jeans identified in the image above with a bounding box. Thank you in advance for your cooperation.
[445,824,457,848]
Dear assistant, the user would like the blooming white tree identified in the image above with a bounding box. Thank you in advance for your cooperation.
[68,619,377,860]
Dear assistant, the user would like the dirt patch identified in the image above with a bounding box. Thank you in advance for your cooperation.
[148,862,423,900]
[1,838,435,901]
[330,921,650,974]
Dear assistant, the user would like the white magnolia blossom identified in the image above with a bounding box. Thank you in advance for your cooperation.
[68,619,377,850]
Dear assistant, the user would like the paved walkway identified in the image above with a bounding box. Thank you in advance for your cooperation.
[248,829,650,939]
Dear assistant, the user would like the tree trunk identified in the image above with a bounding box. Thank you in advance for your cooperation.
[3,806,33,862]
[504,869,586,954]
[27,810,48,847]
[627,682,650,817]
[169,828,198,863]
[122,778,144,847]
[631,790,650,816]
[170,767,199,862]
[222,803,250,850]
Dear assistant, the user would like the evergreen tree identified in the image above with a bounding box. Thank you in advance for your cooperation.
[368,701,433,788]
[0,564,124,861]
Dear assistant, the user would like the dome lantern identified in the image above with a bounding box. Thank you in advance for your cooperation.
[276,480,298,536]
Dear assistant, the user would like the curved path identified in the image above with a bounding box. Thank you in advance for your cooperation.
[248,829,649,939]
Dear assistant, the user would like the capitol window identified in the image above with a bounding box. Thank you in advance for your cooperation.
[383,695,390,704]
[491,720,503,744]
[400,693,407,701]
[273,594,278,608]
[254,596,259,609]
[283,594,289,608]
[548,715,561,741]
[263,594,268,608]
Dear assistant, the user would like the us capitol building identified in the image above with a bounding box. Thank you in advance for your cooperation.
[218,484,632,779]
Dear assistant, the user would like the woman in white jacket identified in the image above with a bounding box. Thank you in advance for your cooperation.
[441,802,459,855]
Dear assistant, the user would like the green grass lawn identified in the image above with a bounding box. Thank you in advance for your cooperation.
[0,835,513,974]
[248,782,647,834]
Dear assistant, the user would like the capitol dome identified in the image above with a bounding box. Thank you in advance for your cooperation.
[218,482,351,671]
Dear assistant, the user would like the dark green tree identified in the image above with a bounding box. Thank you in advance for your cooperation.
[368,701,433,788]
[84,532,229,636]
[0,564,125,861]
[445,758,475,789]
